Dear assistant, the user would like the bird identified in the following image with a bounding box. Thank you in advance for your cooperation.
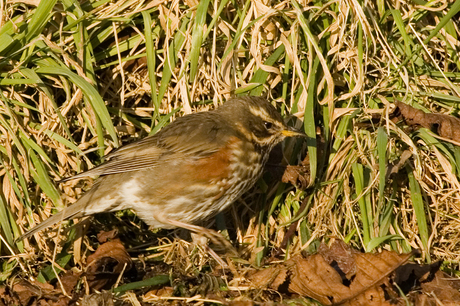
[17,96,306,242]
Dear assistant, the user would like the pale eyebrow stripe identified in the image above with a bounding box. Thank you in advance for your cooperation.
[248,105,284,128]
[248,105,271,121]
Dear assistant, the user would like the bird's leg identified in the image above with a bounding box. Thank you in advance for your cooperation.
[190,232,228,268]
[153,213,237,264]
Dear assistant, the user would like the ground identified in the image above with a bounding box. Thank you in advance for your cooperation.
[0,0,460,305]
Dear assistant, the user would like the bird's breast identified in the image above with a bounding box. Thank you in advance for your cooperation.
[120,137,265,227]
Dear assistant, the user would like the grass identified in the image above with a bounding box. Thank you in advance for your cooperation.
[0,0,460,303]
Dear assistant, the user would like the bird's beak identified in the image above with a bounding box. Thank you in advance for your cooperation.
[281,126,307,138]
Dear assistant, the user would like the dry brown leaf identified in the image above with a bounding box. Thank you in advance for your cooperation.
[228,301,255,306]
[318,240,359,278]
[248,265,287,290]
[341,251,410,306]
[281,165,310,189]
[394,101,460,143]
[9,280,69,306]
[287,255,348,305]
[60,270,83,296]
[12,281,40,306]
[144,286,174,299]
[81,291,114,306]
[280,149,311,189]
[415,270,460,305]
[286,248,413,305]
[97,229,119,243]
[394,261,441,287]
[86,239,132,291]
[0,286,13,306]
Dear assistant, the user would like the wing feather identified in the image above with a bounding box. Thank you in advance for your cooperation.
[60,112,231,182]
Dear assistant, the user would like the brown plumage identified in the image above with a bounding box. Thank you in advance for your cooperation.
[18,96,305,241]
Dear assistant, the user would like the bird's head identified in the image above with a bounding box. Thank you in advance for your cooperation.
[218,97,306,151]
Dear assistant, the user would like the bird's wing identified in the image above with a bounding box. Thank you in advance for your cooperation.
[60,113,230,182]
[59,143,166,181]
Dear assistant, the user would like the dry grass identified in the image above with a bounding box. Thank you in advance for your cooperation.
[1,0,460,303]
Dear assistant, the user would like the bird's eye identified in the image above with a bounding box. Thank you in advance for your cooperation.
[264,121,273,130]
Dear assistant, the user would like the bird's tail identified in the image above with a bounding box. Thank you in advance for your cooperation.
[16,203,84,242]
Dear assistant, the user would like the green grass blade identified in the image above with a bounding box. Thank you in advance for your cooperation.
[390,10,412,57]
[0,78,36,85]
[24,0,58,42]
[422,1,460,45]
[142,11,159,122]
[0,34,14,54]
[158,16,190,103]
[94,33,144,62]
[202,0,231,40]
[329,115,351,163]
[19,133,53,165]
[20,68,74,141]
[35,66,119,147]
[28,149,60,206]
[352,163,371,249]
[28,123,83,156]
[0,15,23,36]
[367,235,403,252]
[60,0,97,82]
[0,194,14,247]
[249,45,285,96]
[304,56,319,184]
[149,107,181,136]
[397,0,460,69]
[189,0,210,81]
[417,129,456,165]
[113,275,169,293]
[37,253,72,283]
[377,128,388,210]
[217,0,257,72]
[291,0,333,106]
[379,196,394,238]
[407,166,430,262]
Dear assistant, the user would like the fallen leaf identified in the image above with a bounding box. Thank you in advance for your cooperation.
[394,261,441,292]
[9,280,69,306]
[248,266,287,290]
[12,281,38,306]
[144,286,174,299]
[286,249,413,305]
[97,229,119,243]
[414,270,460,305]
[287,254,348,305]
[86,239,132,291]
[318,240,359,278]
[81,291,114,306]
[0,286,14,305]
[228,301,255,306]
[60,270,82,296]
[281,165,310,189]
[393,101,460,143]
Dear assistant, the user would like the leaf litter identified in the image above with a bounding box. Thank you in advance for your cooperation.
[2,0,460,304]
[391,101,460,144]
[86,238,133,291]
[6,98,460,306]
[1,238,460,305]
[247,240,460,305]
